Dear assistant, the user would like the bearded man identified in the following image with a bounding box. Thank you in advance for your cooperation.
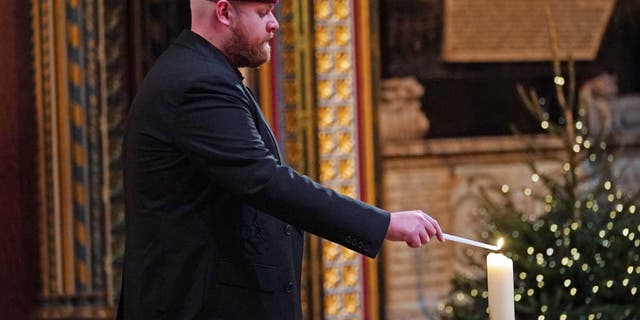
[118,0,444,319]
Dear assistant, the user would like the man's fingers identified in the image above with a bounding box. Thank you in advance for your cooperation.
[419,228,430,245]
[423,221,436,237]
[387,210,444,247]
[406,241,420,248]
[422,212,444,242]
[406,234,421,248]
[427,218,444,242]
[435,223,444,242]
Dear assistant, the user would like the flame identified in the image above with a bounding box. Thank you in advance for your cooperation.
[496,238,505,250]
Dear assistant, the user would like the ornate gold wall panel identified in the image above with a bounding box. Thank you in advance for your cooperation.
[264,1,322,318]
[34,2,187,317]
[263,1,381,319]
[314,0,364,316]
[103,0,130,306]
[313,0,379,319]
[32,0,128,318]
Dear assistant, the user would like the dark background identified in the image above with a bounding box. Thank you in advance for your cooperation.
[0,1,39,319]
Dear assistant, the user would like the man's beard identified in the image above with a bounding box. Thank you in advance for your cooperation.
[225,22,271,68]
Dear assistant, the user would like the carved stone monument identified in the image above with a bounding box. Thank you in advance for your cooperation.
[378,77,430,141]
[579,72,640,144]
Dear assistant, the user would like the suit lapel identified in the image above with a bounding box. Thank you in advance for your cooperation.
[241,86,285,164]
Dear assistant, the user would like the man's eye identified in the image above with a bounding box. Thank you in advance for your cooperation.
[259,12,267,17]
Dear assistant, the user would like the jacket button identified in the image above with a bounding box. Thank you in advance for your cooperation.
[345,236,352,244]
[285,224,293,235]
[285,281,294,293]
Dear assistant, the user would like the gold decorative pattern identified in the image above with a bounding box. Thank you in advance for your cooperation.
[324,266,341,288]
[279,78,295,106]
[105,0,130,305]
[318,79,335,100]
[317,52,334,74]
[318,106,336,129]
[326,294,341,315]
[334,0,350,20]
[319,132,337,155]
[343,265,359,287]
[284,109,299,134]
[336,79,352,101]
[315,26,332,48]
[335,26,352,46]
[313,0,365,319]
[32,0,116,318]
[277,0,310,173]
[336,53,352,73]
[344,292,360,314]
[338,185,356,199]
[271,1,317,318]
[257,0,380,318]
[320,159,337,183]
[280,23,295,46]
[337,106,353,127]
[338,159,355,180]
[323,241,342,262]
[315,1,331,20]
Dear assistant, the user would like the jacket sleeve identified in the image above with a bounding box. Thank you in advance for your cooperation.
[173,78,390,258]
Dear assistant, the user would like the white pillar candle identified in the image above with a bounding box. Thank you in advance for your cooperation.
[486,253,515,320]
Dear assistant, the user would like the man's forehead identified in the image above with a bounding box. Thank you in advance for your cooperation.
[232,0,278,9]
[233,0,277,13]
[233,0,278,3]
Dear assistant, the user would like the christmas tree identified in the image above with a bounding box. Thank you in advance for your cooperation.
[439,58,640,319]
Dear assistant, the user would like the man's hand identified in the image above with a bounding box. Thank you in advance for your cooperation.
[385,210,444,248]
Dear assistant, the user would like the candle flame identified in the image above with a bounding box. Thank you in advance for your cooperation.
[496,238,505,250]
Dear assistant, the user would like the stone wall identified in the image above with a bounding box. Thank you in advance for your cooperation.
[380,136,564,319]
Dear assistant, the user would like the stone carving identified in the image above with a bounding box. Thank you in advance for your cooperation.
[379,77,430,141]
[579,72,640,144]
[580,72,618,137]
[611,95,640,144]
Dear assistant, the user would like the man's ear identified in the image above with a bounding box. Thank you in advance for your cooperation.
[215,0,233,27]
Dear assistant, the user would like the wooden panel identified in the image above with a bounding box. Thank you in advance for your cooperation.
[443,0,615,62]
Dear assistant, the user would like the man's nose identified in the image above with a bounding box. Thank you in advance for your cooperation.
[267,14,279,32]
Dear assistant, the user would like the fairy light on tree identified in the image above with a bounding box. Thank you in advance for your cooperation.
[440,10,640,320]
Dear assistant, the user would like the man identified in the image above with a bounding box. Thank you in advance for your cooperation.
[118,0,443,319]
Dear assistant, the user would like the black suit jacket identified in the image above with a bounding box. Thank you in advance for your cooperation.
[118,30,390,320]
